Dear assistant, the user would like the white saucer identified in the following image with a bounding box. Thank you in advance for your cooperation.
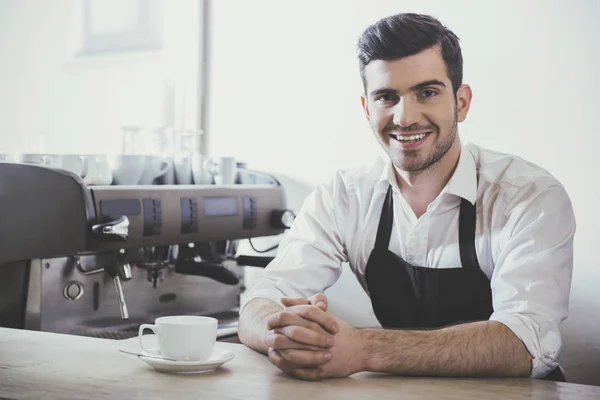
[120,335,235,374]
[139,345,235,374]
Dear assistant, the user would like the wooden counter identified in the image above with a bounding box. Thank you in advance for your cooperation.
[1,328,599,399]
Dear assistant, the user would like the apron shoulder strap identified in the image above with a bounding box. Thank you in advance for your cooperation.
[458,198,481,269]
[374,185,394,250]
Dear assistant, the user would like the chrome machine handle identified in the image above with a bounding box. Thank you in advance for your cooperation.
[118,262,132,280]
[92,216,129,241]
[98,251,132,320]
[112,275,129,319]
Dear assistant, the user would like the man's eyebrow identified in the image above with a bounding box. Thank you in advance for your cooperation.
[369,88,397,98]
[368,80,446,98]
[409,79,446,92]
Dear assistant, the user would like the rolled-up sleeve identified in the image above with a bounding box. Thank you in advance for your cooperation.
[241,172,349,310]
[489,183,576,378]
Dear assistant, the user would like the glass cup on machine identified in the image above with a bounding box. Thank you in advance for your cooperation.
[213,156,237,185]
[174,129,203,185]
[146,127,175,185]
[110,126,147,185]
[113,126,173,185]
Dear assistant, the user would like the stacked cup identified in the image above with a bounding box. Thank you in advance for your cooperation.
[174,129,203,185]
[110,126,174,186]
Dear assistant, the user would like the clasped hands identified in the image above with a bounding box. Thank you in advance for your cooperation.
[264,294,365,380]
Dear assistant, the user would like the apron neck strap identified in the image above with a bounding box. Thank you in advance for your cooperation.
[374,185,394,250]
[458,198,481,269]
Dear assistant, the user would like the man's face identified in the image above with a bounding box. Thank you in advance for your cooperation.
[361,46,471,173]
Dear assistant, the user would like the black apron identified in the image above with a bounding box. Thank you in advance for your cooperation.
[364,185,565,381]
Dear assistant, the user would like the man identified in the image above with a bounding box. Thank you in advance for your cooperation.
[238,13,576,382]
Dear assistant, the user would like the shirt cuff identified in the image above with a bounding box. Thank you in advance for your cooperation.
[489,310,559,378]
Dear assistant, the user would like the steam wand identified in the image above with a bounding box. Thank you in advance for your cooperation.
[104,250,131,320]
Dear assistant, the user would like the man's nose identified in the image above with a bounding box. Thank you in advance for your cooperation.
[392,98,421,127]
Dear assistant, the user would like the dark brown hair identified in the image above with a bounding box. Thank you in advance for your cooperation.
[358,13,463,94]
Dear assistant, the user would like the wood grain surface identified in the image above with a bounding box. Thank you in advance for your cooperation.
[1,328,598,399]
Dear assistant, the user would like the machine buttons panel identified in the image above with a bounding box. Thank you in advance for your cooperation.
[143,198,162,236]
[99,199,141,216]
[243,196,258,230]
[180,197,199,234]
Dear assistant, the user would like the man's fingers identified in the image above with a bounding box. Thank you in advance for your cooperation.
[274,326,334,348]
[278,348,332,367]
[265,332,327,351]
[268,348,295,374]
[281,297,309,307]
[308,294,328,311]
[266,310,293,330]
[266,311,333,350]
[267,349,327,381]
[289,305,338,335]
[266,309,331,336]
[269,348,322,374]
[281,294,329,311]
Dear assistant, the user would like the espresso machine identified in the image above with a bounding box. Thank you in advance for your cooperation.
[0,162,293,341]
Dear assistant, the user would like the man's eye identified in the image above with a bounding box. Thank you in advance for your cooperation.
[376,94,398,103]
[418,89,438,99]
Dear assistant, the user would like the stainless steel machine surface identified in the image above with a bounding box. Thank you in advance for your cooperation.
[0,162,292,340]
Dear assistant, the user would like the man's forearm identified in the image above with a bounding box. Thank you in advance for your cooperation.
[238,298,282,354]
[361,321,532,377]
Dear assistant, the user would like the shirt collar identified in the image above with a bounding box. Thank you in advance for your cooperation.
[374,144,478,204]
[375,156,400,194]
[441,144,478,205]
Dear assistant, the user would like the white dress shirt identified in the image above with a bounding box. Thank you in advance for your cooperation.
[244,141,576,378]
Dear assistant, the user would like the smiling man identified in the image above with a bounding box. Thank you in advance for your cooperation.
[238,13,576,382]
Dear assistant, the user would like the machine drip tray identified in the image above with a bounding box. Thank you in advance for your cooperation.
[62,310,240,341]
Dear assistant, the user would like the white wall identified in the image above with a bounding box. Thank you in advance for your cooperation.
[1,0,597,387]
[0,0,200,155]
[209,0,600,385]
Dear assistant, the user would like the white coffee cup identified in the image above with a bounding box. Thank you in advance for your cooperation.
[82,155,113,185]
[60,155,86,177]
[214,156,237,185]
[18,153,62,168]
[0,153,20,162]
[139,156,172,185]
[173,154,193,185]
[108,154,146,185]
[191,154,216,185]
[138,315,218,362]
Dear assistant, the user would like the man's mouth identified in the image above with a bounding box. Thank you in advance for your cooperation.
[388,131,432,143]
[390,132,427,142]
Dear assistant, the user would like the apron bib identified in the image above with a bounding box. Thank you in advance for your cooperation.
[364,185,564,381]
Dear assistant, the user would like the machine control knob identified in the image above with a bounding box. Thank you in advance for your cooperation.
[270,209,296,230]
[63,281,84,301]
[92,216,129,241]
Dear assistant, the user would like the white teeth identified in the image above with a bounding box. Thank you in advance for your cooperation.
[395,133,427,142]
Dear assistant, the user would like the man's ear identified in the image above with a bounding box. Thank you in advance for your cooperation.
[361,94,371,122]
[456,84,472,123]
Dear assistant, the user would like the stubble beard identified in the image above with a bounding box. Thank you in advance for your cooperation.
[387,109,459,174]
